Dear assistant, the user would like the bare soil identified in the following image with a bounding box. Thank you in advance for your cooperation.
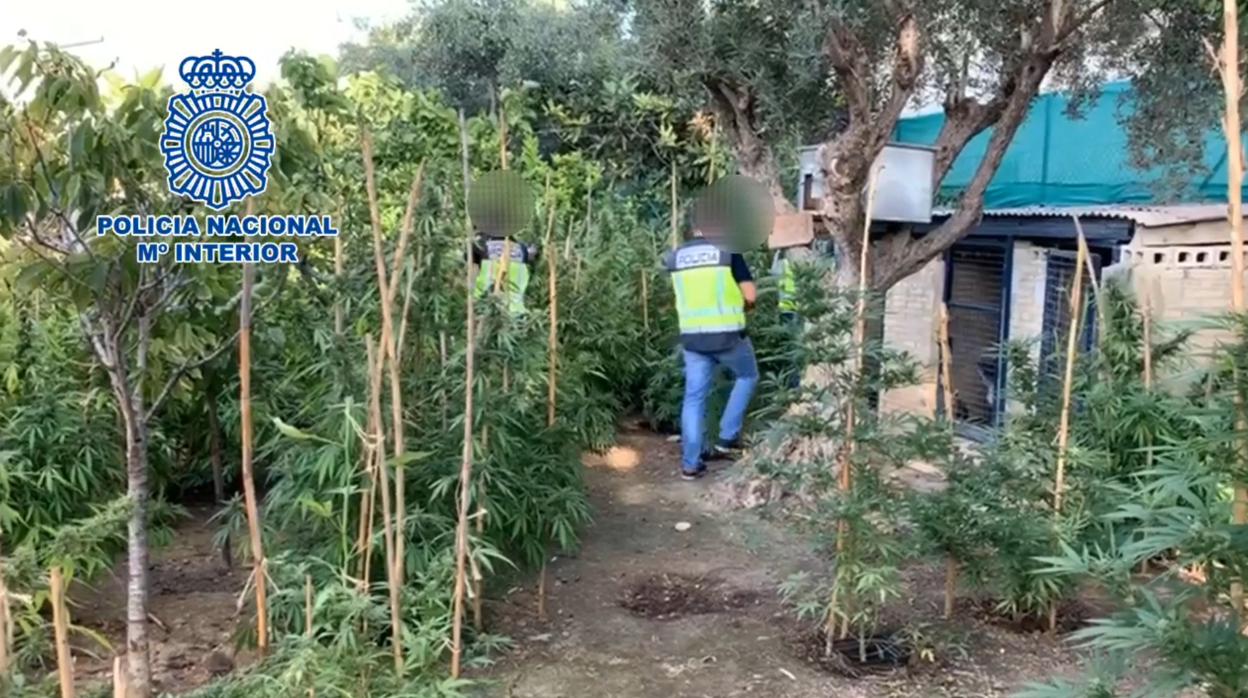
[63,428,1105,697]
[70,505,247,694]
[469,428,1093,698]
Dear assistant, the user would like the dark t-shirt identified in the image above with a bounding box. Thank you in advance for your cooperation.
[470,235,537,264]
[678,252,753,355]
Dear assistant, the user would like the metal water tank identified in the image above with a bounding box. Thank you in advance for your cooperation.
[796,143,934,224]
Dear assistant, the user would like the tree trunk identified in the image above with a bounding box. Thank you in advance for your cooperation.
[119,388,151,698]
[206,396,231,569]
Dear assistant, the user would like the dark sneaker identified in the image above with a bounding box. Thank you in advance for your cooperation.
[708,439,742,461]
[680,463,708,480]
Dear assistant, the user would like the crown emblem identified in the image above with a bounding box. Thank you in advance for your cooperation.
[161,49,273,210]
[178,49,257,92]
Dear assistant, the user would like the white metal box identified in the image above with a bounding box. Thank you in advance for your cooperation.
[797,143,935,224]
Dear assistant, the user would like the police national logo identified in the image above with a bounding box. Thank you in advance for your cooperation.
[161,50,273,211]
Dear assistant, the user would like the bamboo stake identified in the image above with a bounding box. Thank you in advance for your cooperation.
[1049,234,1087,632]
[451,109,479,680]
[938,302,957,619]
[641,270,650,332]
[1213,0,1248,623]
[0,559,11,675]
[1071,217,1106,357]
[939,302,955,424]
[670,163,679,250]
[238,250,268,656]
[360,135,423,598]
[364,337,401,673]
[305,574,314,638]
[838,167,880,519]
[499,99,509,170]
[1142,293,1154,391]
[826,166,880,643]
[1052,237,1088,517]
[540,175,559,622]
[334,207,345,336]
[112,656,127,698]
[50,567,75,698]
[544,175,558,429]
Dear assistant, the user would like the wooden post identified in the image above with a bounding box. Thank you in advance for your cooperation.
[50,567,75,698]
[239,256,268,655]
[1213,0,1248,623]
[451,110,479,679]
[1049,234,1087,632]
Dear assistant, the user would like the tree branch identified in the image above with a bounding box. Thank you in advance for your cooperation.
[144,268,288,420]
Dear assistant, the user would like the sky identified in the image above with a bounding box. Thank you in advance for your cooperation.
[1,0,411,86]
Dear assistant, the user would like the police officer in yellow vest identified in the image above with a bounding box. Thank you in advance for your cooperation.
[662,199,759,480]
[472,232,539,317]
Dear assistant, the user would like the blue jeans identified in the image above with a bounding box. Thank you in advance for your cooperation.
[681,339,759,470]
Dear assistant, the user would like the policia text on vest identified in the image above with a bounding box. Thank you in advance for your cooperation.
[472,236,539,316]
[662,238,759,479]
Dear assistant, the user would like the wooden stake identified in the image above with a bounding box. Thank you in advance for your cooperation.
[451,110,479,680]
[1142,293,1154,391]
[838,167,880,514]
[827,166,879,642]
[544,175,559,429]
[938,302,957,619]
[50,567,75,698]
[239,255,268,656]
[670,162,679,250]
[938,302,955,424]
[360,133,423,604]
[334,208,345,337]
[364,337,401,674]
[0,558,11,675]
[537,564,549,622]
[112,656,127,698]
[499,99,509,170]
[305,574,314,638]
[541,176,559,620]
[641,270,650,332]
[1049,234,1087,632]
[1052,237,1087,518]
[1214,0,1248,623]
[944,556,957,620]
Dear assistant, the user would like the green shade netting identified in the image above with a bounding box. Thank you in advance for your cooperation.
[893,81,1243,208]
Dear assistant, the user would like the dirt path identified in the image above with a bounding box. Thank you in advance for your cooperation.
[71,505,246,693]
[472,428,1086,698]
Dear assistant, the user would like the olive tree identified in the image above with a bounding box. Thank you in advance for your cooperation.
[635,0,1219,290]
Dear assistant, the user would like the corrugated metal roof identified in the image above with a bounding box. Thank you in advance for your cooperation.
[934,204,1235,227]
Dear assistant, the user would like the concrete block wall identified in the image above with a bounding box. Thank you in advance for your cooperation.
[1009,242,1049,361]
[1124,238,1248,357]
[879,257,943,417]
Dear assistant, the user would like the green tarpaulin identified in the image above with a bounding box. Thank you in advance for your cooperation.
[893,82,1242,208]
